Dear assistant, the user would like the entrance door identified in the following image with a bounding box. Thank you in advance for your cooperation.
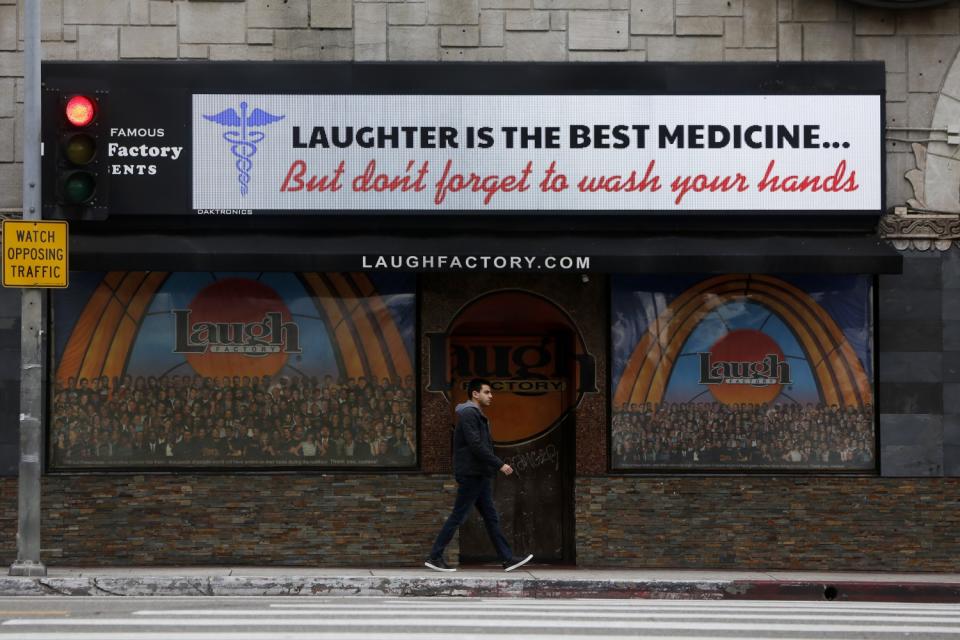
[450,333,576,564]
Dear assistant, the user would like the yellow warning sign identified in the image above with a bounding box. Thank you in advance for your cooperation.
[2,220,69,288]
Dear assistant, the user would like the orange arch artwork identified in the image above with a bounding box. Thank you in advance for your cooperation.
[614,274,872,409]
[56,272,412,387]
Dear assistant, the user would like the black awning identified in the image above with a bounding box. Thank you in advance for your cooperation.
[68,233,902,274]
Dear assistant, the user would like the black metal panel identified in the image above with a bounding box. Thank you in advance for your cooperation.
[67,233,903,274]
[62,212,887,235]
[40,61,885,224]
[43,61,885,95]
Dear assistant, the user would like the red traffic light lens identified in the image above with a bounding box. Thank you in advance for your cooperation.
[65,95,96,127]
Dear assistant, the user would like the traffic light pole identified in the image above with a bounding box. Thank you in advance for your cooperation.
[10,0,47,577]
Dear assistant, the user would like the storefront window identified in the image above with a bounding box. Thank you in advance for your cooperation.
[611,274,875,471]
[50,272,416,469]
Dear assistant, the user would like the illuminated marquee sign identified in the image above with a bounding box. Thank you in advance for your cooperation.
[41,62,884,218]
[192,94,880,213]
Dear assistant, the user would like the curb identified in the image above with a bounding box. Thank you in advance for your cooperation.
[0,576,959,601]
[732,580,960,603]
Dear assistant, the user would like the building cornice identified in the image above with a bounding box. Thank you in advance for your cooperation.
[879,206,960,251]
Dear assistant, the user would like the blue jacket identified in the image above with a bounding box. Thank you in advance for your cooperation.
[453,401,504,478]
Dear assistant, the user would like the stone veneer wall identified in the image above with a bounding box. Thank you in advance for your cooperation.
[878,249,960,476]
[576,476,960,571]
[3,474,958,569]
[0,475,453,566]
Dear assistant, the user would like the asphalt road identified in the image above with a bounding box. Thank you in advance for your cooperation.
[1,595,960,638]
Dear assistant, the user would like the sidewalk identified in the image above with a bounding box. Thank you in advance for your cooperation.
[2,567,960,602]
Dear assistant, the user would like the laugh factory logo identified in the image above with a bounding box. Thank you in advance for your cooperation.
[698,329,792,405]
[172,278,301,378]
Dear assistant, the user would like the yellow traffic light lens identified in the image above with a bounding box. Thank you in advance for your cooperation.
[64,134,96,165]
[65,95,96,127]
[63,172,96,204]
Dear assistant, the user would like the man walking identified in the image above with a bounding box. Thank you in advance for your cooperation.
[425,378,533,573]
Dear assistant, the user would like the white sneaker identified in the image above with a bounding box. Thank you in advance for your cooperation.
[425,556,456,572]
[503,554,533,572]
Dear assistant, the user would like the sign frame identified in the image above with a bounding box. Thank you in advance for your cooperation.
[40,61,886,222]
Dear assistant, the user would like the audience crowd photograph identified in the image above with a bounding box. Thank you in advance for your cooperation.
[612,401,875,470]
[51,373,416,468]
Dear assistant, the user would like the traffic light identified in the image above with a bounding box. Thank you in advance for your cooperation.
[54,92,107,218]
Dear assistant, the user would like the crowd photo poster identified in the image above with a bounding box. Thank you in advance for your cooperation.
[50,271,416,469]
[611,274,875,471]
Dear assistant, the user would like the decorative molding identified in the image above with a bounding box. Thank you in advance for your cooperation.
[905,142,928,210]
[880,142,960,251]
[879,206,960,251]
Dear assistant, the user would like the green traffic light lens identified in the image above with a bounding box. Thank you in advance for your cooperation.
[63,172,96,204]
[64,134,96,165]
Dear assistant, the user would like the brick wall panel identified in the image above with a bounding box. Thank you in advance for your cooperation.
[0,475,452,566]
[576,477,960,570]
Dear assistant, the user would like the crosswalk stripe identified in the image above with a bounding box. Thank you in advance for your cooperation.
[6,617,960,633]
[0,634,828,640]
[273,599,960,612]
[418,597,957,606]
[5,597,959,640]
[266,601,960,613]
[127,608,960,622]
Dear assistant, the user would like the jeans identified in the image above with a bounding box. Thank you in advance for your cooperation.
[429,474,513,562]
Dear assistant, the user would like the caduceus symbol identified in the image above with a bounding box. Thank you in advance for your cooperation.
[203,101,285,196]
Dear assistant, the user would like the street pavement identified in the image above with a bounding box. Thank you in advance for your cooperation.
[2,567,960,602]
[2,595,960,638]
